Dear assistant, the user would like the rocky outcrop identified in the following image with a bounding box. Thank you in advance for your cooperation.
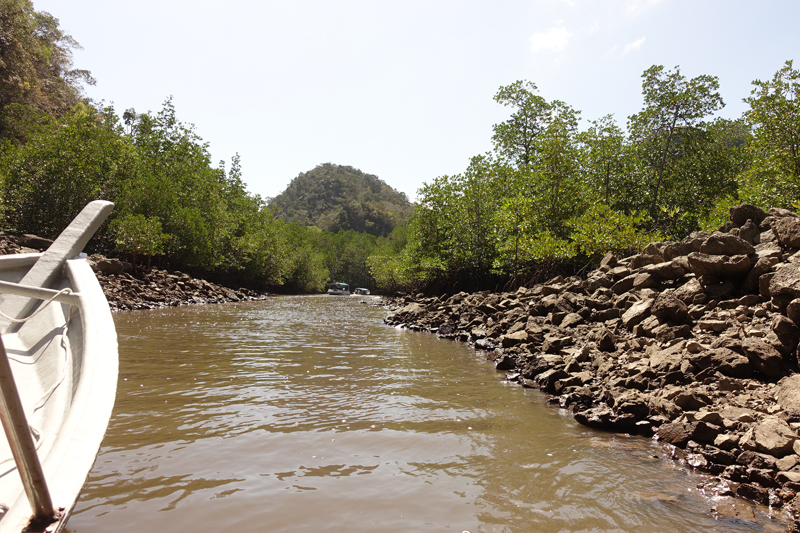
[384,205,800,522]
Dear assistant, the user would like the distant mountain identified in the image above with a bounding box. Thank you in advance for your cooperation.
[269,163,414,237]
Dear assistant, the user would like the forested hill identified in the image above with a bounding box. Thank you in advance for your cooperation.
[269,163,414,237]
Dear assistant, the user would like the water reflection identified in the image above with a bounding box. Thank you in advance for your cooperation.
[66,296,788,532]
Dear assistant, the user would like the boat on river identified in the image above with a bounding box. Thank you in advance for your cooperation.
[0,201,117,533]
[327,282,350,295]
[352,288,370,296]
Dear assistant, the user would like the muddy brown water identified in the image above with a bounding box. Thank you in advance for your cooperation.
[65,295,789,532]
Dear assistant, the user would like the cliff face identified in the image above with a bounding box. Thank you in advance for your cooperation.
[385,204,800,523]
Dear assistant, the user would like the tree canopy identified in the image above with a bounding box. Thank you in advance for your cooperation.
[269,163,413,237]
[0,4,796,296]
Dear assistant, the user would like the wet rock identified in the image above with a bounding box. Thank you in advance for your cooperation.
[573,405,637,431]
[658,421,718,448]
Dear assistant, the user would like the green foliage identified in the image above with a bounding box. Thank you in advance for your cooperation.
[0,0,94,135]
[626,65,733,232]
[109,213,169,266]
[569,204,660,258]
[509,231,576,263]
[492,81,552,168]
[318,229,380,289]
[281,224,329,293]
[269,163,413,237]
[1,19,797,298]
[742,60,800,206]
[1,105,135,239]
[578,115,630,208]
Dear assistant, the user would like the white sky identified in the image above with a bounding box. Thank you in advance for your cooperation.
[34,0,799,202]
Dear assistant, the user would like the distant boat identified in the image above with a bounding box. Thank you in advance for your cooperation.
[326,282,350,295]
[0,201,118,533]
[353,288,370,295]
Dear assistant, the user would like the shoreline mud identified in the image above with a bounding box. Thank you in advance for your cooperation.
[383,205,800,529]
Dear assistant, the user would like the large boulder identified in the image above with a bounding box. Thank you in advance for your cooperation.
[689,348,751,378]
[740,416,797,457]
[687,252,752,278]
[17,234,53,250]
[699,232,755,256]
[650,292,689,325]
[621,298,654,329]
[769,264,800,299]
[730,204,768,227]
[640,260,686,281]
[741,337,784,378]
[772,216,800,248]
[658,421,718,448]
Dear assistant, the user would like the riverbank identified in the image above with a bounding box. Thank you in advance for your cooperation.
[384,204,800,528]
[0,233,268,310]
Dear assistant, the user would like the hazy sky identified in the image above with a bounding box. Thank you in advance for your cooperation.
[34,0,798,202]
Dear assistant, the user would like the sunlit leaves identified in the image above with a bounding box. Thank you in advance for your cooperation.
[569,204,660,258]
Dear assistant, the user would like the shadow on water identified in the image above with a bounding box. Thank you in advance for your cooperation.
[66,296,789,532]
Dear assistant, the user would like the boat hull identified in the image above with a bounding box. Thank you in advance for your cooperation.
[0,200,118,533]
[0,253,118,532]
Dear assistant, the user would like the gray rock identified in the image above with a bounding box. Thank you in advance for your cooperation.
[737,219,761,244]
[17,234,54,250]
[681,231,712,252]
[698,319,729,332]
[690,348,751,378]
[658,421,718,448]
[673,278,705,304]
[611,274,636,295]
[630,253,663,270]
[742,255,779,293]
[501,329,529,347]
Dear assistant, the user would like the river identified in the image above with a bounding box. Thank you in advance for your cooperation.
[65,295,787,532]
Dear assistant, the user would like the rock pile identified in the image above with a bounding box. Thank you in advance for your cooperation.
[0,233,265,310]
[384,205,800,520]
[89,256,264,311]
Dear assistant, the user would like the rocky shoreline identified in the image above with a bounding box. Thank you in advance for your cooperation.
[384,204,800,528]
[0,234,268,311]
